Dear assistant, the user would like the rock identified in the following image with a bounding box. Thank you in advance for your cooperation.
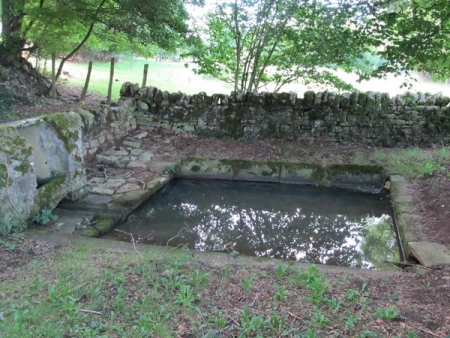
[116,183,142,194]
[91,187,115,195]
[128,160,147,169]
[123,140,141,148]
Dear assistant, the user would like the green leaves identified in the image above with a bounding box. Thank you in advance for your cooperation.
[187,0,372,93]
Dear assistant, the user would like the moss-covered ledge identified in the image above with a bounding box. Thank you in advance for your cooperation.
[179,157,386,192]
[389,175,421,257]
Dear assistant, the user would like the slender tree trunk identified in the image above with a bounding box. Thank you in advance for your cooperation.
[51,53,56,99]
[233,0,241,93]
[55,0,107,82]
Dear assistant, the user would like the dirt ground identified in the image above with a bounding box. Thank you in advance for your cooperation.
[1,87,450,337]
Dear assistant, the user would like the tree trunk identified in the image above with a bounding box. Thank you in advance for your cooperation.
[51,53,56,99]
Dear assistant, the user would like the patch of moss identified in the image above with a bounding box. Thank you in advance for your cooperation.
[190,165,201,172]
[34,176,66,211]
[94,217,115,235]
[43,113,80,153]
[327,164,385,177]
[0,163,8,188]
[81,228,100,238]
[281,162,325,182]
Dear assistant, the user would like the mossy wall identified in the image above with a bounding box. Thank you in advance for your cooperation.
[0,112,89,220]
[122,82,450,146]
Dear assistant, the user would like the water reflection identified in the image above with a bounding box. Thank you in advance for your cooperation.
[108,179,399,268]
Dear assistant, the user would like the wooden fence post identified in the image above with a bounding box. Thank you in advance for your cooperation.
[80,60,93,100]
[107,57,115,105]
[142,64,149,88]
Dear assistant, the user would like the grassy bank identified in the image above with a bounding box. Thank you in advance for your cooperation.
[0,241,447,337]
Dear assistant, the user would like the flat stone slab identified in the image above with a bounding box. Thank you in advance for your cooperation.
[409,242,450,267]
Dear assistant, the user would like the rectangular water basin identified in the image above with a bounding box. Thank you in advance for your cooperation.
[103,178,400,269]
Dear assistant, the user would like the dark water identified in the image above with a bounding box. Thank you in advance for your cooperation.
[105,179,400,269]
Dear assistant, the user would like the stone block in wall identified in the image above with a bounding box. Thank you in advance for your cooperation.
[314,92,324,105]
[120,82,139,97]
[340,92,351,108]
[137,100,149,111]
[303,91,315,106]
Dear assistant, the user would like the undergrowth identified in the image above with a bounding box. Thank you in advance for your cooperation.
[0,245,423,337]
[353,146,450,178]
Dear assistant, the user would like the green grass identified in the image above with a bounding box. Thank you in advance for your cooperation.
[352,147,450,179]
[55,58,233,100]
[0,244,423,337]
[52,56,450,102]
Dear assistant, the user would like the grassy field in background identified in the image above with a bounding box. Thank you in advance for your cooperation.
[54,57,450,101]
[57,58,233,100]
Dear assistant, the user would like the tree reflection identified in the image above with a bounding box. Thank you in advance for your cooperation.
[114,179,397,269]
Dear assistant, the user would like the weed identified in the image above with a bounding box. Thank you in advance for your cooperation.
[32,209,58,225]
[239,307,265,335]
[373,306,404,321]
[274,264,288,279]
[218,266,233,278]
[326,297,341,312]
[210,312,228,330]
[240,277,253,292]
[311,308,328,329]
[190,269,209,286]
[274,285,289,301]
[175,285,198,307]
[298,265,329,305]
[345,314,358,331]
[346,288,360,302]
[0,217,27,237]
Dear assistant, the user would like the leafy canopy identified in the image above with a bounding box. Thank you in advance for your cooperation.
[186,0,373,93]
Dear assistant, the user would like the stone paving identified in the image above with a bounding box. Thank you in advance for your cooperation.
[55,127,191,236]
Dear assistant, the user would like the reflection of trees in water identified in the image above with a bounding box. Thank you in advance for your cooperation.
[117,180,396,268]
[179,202,365,267]
[359,215,400,269]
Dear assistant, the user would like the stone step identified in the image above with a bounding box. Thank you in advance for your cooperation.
[409,242,450,268]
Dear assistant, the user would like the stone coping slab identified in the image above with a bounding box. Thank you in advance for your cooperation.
[29,232,403,276]
[179,157,386,193]
[409,242,450,268]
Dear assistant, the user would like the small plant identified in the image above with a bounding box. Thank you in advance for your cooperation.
[240,277,253,292]
[274,285,289,301]
[239,307,265,335]
[274,264,288,279]
[163,164,178,175]
[373,306,403,321]
[174,285,198,307]
[32,209,59,225]
[0,217,27,237]
[0,217,27,250]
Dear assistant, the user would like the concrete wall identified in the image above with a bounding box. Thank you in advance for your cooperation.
[121,82,450,146]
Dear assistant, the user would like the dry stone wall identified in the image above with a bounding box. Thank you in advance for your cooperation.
[82,98,137,157]
[121,82,450,146]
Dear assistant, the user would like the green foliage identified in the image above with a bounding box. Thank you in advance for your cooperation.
[0,217,27,237]
[367,0,450,80]
[32,208,59,225]
[373,306,404,321]
[187,0,370,93]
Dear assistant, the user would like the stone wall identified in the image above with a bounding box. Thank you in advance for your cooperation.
[82,98,137,157]
[121,82,450,146]
[0,98,136,221]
